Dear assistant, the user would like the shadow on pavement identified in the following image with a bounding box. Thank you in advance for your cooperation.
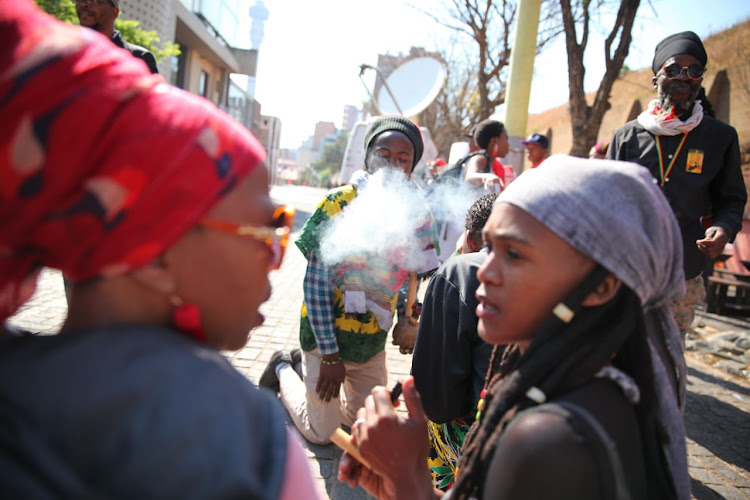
[690,478,728,499]
[687,366,750,398]
[684,391,750,472]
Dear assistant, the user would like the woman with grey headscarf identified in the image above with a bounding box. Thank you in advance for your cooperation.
[338,155,688,500]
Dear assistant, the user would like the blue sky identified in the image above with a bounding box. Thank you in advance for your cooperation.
[249,0,750,149]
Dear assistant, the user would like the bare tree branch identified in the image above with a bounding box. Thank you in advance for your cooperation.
[561,0,640,157]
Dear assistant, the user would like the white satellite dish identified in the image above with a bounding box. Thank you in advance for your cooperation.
[374,57,446,118]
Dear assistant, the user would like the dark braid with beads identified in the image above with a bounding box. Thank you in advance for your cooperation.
[452,266,676,500]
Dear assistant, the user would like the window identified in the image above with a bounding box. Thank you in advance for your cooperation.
[171,49,187,88]
[199,71,209,97]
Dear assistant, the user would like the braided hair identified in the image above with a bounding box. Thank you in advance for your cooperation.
[452,266,676,500]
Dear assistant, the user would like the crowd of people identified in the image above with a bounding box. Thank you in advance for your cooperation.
[2,2,746,499]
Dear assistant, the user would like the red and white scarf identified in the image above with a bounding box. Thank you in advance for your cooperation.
[637,99,704,136]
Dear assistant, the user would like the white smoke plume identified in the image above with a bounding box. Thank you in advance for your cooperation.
[319,168,431,271]
[424,177,484,257]
[318,168,487,269]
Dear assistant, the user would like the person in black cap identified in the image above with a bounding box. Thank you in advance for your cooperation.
[259,116,439,445]
[608,30,746,338]
[75,0,159,74]
[522,133,550,169]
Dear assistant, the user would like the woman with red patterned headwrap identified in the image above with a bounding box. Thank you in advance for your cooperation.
[0,2,320,498]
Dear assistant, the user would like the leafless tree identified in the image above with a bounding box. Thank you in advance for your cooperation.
[417,0,515,122]
[418,49,480,156]
[560,0,641,157]
[411,0,560,156]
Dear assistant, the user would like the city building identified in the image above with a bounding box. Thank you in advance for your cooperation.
[118,0,282,177]
[341,105,360,132]
[258,115,282,184]
[312,122,337,149]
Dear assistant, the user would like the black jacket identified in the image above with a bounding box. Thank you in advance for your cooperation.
[412,251,494,423]
[608,115,746,279]
[111,30,159,74]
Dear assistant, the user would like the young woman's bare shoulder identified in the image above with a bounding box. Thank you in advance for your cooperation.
[481,410,600,499]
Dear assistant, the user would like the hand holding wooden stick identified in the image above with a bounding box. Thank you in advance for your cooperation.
[330,428,372,469]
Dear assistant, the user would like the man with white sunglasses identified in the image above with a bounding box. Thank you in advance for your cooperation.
[608,31,745,339]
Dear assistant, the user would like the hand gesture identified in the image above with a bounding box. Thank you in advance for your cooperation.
[482,175,504,193]
[696,226,729,260]
[392,317,418,354]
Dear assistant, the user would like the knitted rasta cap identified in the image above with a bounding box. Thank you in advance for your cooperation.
[652,31,707,74]
[363,116,424,170]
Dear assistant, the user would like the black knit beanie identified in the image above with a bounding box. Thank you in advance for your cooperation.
[652,31,707,74]
[363,116,424,171]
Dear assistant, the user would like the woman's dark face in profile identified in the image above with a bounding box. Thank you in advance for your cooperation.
[475,202,595,350]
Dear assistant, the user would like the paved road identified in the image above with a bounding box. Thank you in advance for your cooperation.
[7,184,749,499]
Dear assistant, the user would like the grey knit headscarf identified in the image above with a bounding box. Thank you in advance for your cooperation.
[498,155,690,499]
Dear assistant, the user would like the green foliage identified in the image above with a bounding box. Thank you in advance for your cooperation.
[311,131,348,176]
[115,19,180,62]
[318,168,332,187]
[297,169,318,187]
[34,0,180,63]
[34,0,78,24]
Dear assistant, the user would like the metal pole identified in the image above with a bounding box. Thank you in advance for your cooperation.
[358,64,404,115]
[502,0,542,173]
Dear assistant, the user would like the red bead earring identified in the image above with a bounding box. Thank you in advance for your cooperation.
[171,296,207,343]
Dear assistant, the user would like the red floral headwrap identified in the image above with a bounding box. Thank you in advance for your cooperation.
[0,1,266,322]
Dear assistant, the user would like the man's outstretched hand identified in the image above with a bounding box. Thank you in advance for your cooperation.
[697,226,729,260]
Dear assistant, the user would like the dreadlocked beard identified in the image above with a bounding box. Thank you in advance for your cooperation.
[451,286,676,500]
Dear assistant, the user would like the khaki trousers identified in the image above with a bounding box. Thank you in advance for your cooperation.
[278,349,387,445]
[669,275,706,336]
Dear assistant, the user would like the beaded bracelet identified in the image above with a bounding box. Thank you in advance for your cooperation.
[321,356,342,365]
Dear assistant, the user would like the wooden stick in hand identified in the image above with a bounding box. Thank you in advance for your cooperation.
[330,428,372,469]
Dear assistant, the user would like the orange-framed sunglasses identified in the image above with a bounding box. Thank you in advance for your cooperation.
[199,205,295,270]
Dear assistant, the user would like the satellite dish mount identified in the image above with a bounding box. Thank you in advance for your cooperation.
[359,64,404,115]
[359,57,446,118]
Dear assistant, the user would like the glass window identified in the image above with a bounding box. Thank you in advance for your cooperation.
[194,0,240,46]
[171,49,187,88]
[199,71,209,97]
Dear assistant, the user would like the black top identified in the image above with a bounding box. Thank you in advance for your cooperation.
[464,150,494,174]
[0,325,287,498]
[111,30,159,74]
[608,115,746,279]
[411,252,494,423]
[482,378,649,499]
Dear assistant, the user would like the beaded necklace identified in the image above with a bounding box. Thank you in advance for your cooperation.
[654,132,689,186]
